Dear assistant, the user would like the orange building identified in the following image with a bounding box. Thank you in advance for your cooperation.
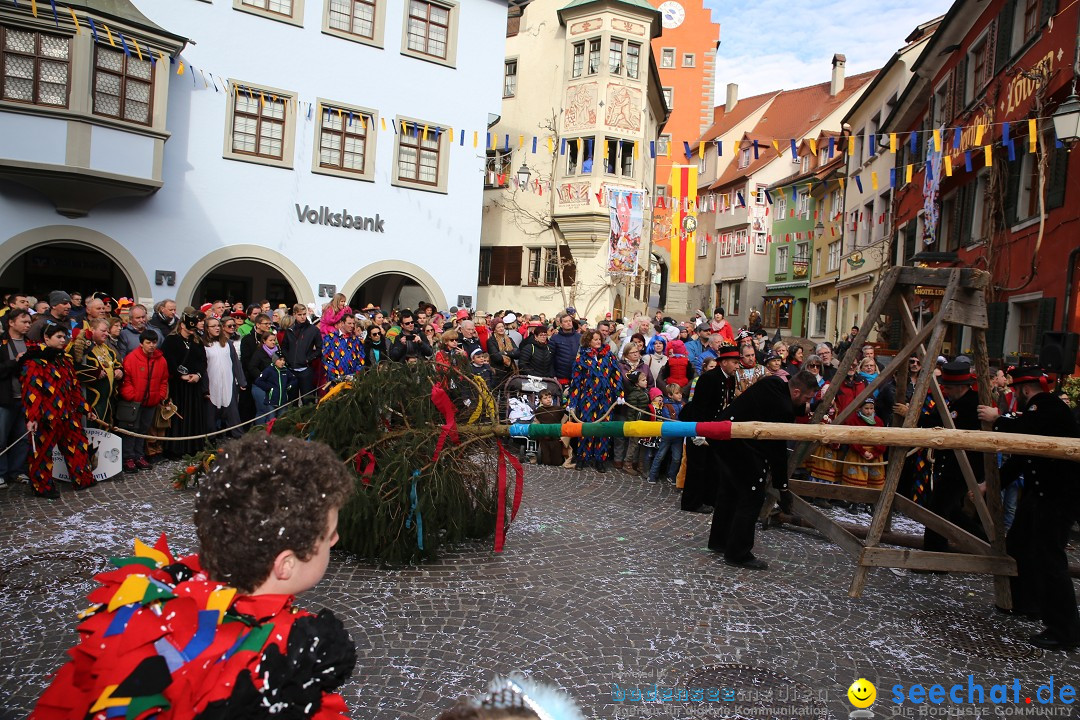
[648,0,721,298]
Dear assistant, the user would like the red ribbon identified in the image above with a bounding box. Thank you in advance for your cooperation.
[265,417,276,435]
[494,439,524,553]
[354,449,375,485]
[430,384,459,462]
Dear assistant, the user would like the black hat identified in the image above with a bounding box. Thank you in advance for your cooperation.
[1008,366,1046,387]
[939,361,974,386]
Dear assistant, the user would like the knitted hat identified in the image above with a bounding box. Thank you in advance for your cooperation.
[48,290,72,306]
[648,387,664,400]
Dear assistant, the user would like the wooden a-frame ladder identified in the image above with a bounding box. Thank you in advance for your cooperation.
[783,266,1013,605]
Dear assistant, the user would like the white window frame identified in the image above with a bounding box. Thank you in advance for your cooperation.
[682,52,695,67]
[657,134,671,156]
[776,244,789,273]
[660,47,675,68]
[609,37,624,75]
[571,41,585,79]
[662,86,673,109]
[738,146,751,169]
[697,233,708,257]
[312,98,378,182]
[797,188,810,219]
[827,240,841,271]
[587,37,601,75]
[777,194,787,218]
[223,81,297,169]
[503,59,517,98]
[392,115,450,193]
[400,0,460,69]
[323,0,387,47]
[754,184,766,206]
[234,0,306,27]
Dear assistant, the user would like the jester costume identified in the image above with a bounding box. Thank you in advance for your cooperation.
[566,344,623,463]
[321,330,364,384]
[21,343,95,495]
[32,535,356,720]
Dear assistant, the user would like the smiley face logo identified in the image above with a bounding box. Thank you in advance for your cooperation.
[847,678,876,709]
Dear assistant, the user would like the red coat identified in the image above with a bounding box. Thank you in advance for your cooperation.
[662,355,692,388]
[119,347,169,407]
[834,377,867,414]
[845,410,886,457]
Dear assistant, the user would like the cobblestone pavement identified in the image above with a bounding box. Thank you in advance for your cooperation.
[1,459,1078,720]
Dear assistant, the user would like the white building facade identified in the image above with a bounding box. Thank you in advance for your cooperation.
[0,0,507,311]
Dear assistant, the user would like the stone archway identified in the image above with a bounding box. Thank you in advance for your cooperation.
[176,245,313,310]
[340,261,448,312]
[0,225,153,303]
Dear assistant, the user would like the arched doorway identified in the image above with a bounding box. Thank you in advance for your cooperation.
[0,241,132,299]
[348,274,428,312]
[340,261,448,313]
[192,260,297,310]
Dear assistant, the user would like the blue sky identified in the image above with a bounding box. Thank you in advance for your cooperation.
[701,0,955,101]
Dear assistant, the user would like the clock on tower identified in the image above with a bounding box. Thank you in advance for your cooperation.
[658,1,685,29]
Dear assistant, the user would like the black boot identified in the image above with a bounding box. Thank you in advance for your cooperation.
[594,460,607,473]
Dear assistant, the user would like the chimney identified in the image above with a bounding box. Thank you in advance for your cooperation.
[726,83,738,112]
[830,54,846,96]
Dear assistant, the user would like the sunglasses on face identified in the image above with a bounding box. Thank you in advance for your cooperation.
[808,363,821,368]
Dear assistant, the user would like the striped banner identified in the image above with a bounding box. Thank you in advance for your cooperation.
[668,164,698,284]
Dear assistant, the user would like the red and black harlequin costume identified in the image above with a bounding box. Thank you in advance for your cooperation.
[32,535,356,720]
[20,343,96,494]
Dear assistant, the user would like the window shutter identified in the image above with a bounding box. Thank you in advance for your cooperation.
[478,248,491,286]
[986,301,1009,359]
[995,0,1016,74]
[1035,297,1056,348]
[943,70,956,124]
[887,315,902,350]
[1003,149,1022,227]
[1042,0,1058,25]
[489,247,507,285]
[559,245,577,286]
[1046,143,1069,209]
[954,55,968,113]
[904,221,917,263]
[959,181,976,247]
[504,246,523,287]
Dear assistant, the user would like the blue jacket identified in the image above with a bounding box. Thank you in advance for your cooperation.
[685,338,706,373]
[255,365,297,407]
[547,328,581,381]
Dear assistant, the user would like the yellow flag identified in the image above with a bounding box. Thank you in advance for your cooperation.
[1029,119,1038,153]
[69,7,81,32]
[380,117,386,131]
[871,172,879,190]
[889,133,897,154]
[771,139,782,157]
[633,141,639,158]
[669,165,698,284]
[905,164,913,183]
[975,125,985,145]
[984,145,993,167]
[422,124,428,140]
[665,139,671,158]
[838,177,845,191]
[103,23,115,47]
[30,0,37,16]
[698,141,705,159]
[132,37,143,61]
[177,61,185,75]
[809,138,817,155]
[519,134,524,149]
[547,137,553,153]
[473,131,478,148]
[932,129,941,152]
[944,155,953,176]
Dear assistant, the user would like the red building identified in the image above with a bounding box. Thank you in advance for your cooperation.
[885,0,1079,372]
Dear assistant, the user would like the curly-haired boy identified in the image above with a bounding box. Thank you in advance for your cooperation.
[33,434,358,720]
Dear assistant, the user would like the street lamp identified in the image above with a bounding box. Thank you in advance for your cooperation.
[516,161,532,189]
[814,219,825,240]
[1052,94,1080,149]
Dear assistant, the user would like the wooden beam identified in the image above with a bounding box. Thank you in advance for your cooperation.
[973,325,1012,609]
[787,494,864,558]
[850,271,958,596]
[787,268,901,475]
[789,479,879,503]
[895,266,990,289]
[859,546,1016,575]
[892,495,992,556]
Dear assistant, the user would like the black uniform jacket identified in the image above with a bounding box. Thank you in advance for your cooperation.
[713,375,794,490]
[994,392,1080,505]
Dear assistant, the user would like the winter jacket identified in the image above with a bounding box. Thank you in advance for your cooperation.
[247,346,274,384]
[625,385,651,421]
[834,377,867,414]
[389,331,433,362]
[255,365,297,407]
[659,355,694,389]
[845,410,886,457]
[318,306,352,336]
[119,347,169,407]
[280,319,322,370]
[0,335,28,405]
[363,336,389,366]
[511,336,554,377]
[116,324,146,360]
[685,338,707,373]
[547,328,581,381]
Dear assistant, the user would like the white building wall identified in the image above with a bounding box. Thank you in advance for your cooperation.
[0,0,507,309]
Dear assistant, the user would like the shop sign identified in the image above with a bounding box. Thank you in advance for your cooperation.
[295,204,386,232]
[914,286,945,297]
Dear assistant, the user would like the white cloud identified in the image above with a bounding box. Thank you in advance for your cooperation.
[702,0,954,101]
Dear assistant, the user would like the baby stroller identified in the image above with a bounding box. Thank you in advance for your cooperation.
[504,374,562,462]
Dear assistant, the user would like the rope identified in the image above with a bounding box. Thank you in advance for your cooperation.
[0,431,28,460]
[91,382,329,442]
[805,452,888,468]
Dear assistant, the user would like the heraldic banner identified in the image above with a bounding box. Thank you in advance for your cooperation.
[607,188,644,275]
[669,165,698,284]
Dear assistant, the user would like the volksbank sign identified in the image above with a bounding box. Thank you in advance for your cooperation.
[295,204,386,232]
